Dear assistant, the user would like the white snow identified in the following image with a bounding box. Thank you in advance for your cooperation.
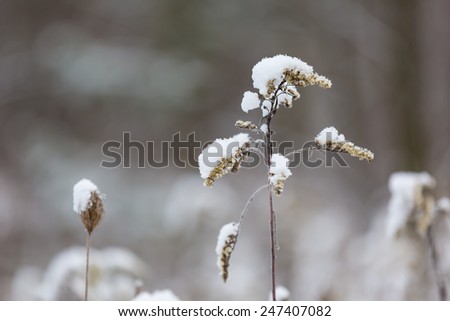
[437,197,450,214]
[215,222,239,257]
[260,124,268,134]
[277,92,293,108]
[315,126,346,146]
[133,289,179,301]
[73,178,99,214]
[198,133,250,179]
[269,153,292,186]
[269,285,290,301]
[261,100,271,117]
[386,172,436,238]
[241,91,260,113]
[252,54,314,97]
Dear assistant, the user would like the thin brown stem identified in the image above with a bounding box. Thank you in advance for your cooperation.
[268,185,276,301]
[265,103,277,301]
[85,232,91,301]
[427,225,447,300]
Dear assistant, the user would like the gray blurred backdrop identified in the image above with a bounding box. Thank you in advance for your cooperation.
[0,0,449,300]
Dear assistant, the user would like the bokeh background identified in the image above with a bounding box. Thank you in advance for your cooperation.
[1,0,449,300]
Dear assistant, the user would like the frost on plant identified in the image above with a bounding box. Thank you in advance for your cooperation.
[251,54,331,99]
[386,172,436,238]
[73,178,105,300]
[269,154,292,196]
[198,133,251,187]
[241,91,261,113]
[198,54,373,299]
[73,178,104,234]
[315,126,374,162]
[385,172,449,300]
[215,222,239,282]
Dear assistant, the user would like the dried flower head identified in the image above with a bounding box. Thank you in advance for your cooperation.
[235,120,258,131]
[215,222,239,282]
[252,54,331,99]
[315,126,374,162]
[386,172,436,238]
[198,133,251,187]
[73,179,104,234]
[269,154,292,196]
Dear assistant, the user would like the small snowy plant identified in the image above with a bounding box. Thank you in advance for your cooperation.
[73,178,104,300]
[198,54,373,300]
[386,172,449,300]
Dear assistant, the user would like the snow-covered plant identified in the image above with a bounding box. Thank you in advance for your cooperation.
[73,178,104,300]
[35,246,147,300]
[198,54,373,300]
[386,171,449,300]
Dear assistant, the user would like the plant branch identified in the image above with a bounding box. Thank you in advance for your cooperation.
[237,184,269,228]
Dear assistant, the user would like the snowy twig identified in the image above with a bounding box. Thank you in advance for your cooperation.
[73,179,104,301]
[199,54,372,300]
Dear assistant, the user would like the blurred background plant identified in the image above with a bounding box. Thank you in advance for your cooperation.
[1,0,450,300]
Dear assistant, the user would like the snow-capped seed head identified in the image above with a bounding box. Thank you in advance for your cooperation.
[251,54,331,98]
[73,179,104,234]
[386,172,436,238]
[315,126,374,162]
[286,86,300,100]
[198,133,251,187]
[269,154,292,195]
[235,120,258,131]
[241,91,261,113]
[216,222,239,282]
[315,126,346,146]
[277,93,293,108]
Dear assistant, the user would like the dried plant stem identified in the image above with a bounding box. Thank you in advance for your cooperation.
[426,225,447,300]
[265,105,277,301]
[85,232,91,301]
[238,184,268,225]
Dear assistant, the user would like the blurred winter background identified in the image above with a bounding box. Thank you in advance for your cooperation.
[1,0,450,300]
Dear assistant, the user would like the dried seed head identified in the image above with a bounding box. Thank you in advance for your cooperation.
[386,172,436,238]
[315,127,374,162]
[319,141,374,162]
[235,120,258,131]
[198,134,252,187]
[73,179,104,234]
[271,173,288,196]
[215,222,239,282]
[269,154,292,196]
